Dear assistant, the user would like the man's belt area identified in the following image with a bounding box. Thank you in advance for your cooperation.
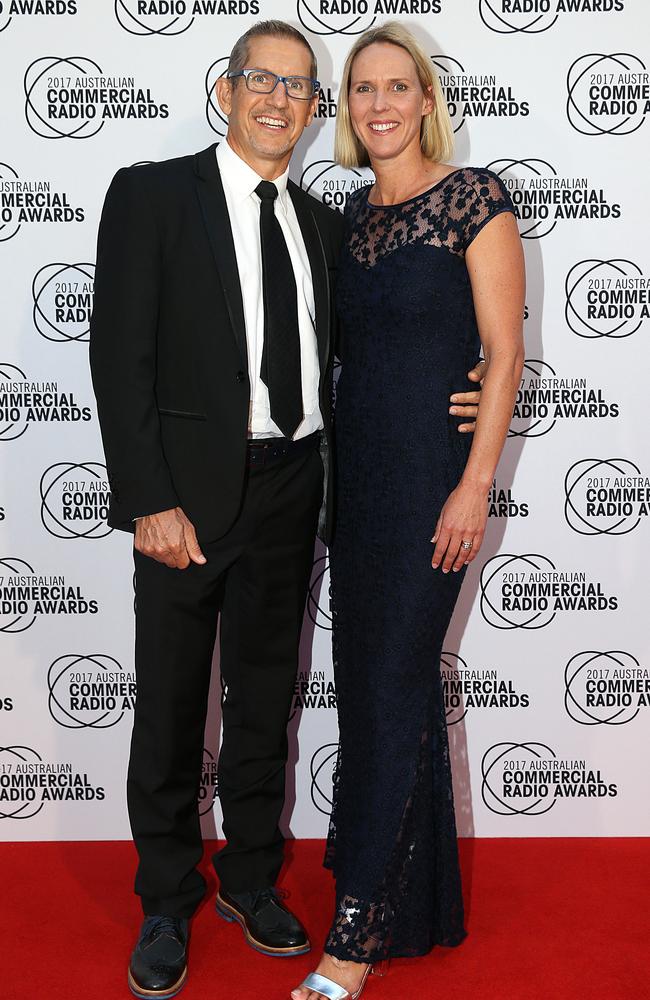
[246,431,320,469]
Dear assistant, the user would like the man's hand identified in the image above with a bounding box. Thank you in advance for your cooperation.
[449,359,488,433]
[134,507,207,569]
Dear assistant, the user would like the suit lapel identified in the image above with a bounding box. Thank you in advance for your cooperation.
[193,144,247,367]
[289,181,330,376]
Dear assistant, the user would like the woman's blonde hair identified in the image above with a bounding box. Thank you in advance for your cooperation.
[335,21,454,169]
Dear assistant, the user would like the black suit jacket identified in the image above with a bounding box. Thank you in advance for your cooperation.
[89,143,344,544]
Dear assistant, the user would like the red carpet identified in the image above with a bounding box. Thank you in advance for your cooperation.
[2,839,648,1000]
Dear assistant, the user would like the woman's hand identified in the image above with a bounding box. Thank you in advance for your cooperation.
[431,481,488,573]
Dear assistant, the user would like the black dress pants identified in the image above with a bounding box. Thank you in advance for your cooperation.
[127,445,323,918]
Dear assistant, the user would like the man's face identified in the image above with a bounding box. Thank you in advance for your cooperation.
[216,35,318,178]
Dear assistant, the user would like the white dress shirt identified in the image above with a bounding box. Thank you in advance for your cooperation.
[216,140,323,440]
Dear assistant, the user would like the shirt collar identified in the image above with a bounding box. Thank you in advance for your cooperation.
[217,139,290,209]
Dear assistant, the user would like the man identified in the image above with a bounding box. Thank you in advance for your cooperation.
[90,20,484,999]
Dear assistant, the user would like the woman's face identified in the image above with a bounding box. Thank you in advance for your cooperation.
[347,42,434,164]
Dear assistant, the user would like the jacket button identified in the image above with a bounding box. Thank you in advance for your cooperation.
[236,371,245,383]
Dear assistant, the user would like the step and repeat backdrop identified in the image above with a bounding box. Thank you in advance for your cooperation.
[1,1,649,842]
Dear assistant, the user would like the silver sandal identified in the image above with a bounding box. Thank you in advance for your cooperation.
[297,964,372,1000]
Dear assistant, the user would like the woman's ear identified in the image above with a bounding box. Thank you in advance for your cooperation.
[422,84,434,117]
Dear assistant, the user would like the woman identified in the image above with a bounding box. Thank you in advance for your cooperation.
[293,22,525,1000]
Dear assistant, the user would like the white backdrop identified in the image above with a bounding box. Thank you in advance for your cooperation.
[1,1,649,842]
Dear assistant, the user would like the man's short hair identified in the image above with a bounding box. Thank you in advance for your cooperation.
[228,20,318,83]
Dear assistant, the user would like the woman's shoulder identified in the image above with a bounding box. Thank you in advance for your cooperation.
[446,166,512,205]
[436,167,516,252]
[346,183,370,210]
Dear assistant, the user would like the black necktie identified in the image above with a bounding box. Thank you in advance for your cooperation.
[255,180,303,440]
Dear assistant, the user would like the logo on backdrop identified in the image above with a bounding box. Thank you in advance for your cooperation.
[47,654,135,729]
[564,650,649,726]
[298,0,441,37]
[509,360,619,439]
[307,555,332,630]
[0,697,13,711]
[0,364,92,443]
[481,742,617,816]
[478,0,625,35]
[24,56,170,139]
[479,553,618,630]
[0,162,84,242]
[199,748,218,815]
[432,55,530,133]
[115,0,259,35]
[565,259,648,339]
[310,743,338,815]
[290,668,337,721]
[564,458,649,536]
[566,53,648,136]
[488,477,529,518]
[0,745,105,820]
[32,263,94,342]
[486,158,620,239]
[441,652,530,726]
[300,161,372,211]
[0,557,98,634]
[0,2,78,34]
[40,463,112,540]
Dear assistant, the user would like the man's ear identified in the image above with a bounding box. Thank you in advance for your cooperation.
[216,76,233,117]
[304,94,319,128]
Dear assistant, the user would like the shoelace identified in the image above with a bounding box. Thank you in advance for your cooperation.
[250,886,290,909]
[143,915,184,940]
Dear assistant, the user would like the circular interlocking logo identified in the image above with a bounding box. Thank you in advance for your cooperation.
[478,0,558,33]
[441,651,469,725]
[431,55,466,133]
[199,747,218,815]
[307,555,331,630]
[310,742,338,815]
[482,741,558,816]
[115,0,194,34]
[565,259,645,339]
[300,160,371,211]
[0,746,45,819]
[509,359,557,438]
[480,553,557,630]
[0,363,30,442]
[32,263,94,342]
[564,458,646,536]
[297,0,375,36]
[565,650,645,726]
[40,462,112,539]
[486,158,558,238]
[0,162,21,241]
[24,56,105,139]
[205,57,229,136]
[566,53,648,136]
[0,557,37,633]
[47,654,131,729]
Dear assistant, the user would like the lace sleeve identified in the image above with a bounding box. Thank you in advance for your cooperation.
[461,169,515,251]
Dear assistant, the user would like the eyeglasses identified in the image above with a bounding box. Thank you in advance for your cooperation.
[227,68,320,101]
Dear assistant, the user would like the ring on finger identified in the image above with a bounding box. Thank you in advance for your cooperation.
[461,539,473,551]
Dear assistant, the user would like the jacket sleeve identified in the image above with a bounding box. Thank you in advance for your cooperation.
[89,166,180,527]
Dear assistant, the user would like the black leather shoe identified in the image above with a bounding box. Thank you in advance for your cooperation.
[216,887,310,957]
[128,915,189,998]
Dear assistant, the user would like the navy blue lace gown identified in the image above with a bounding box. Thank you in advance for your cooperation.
[324,168,514,962]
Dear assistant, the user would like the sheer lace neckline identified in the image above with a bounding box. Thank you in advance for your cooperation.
[366,167,465,210]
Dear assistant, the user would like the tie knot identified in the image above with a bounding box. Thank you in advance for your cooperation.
[256,180,279,203]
